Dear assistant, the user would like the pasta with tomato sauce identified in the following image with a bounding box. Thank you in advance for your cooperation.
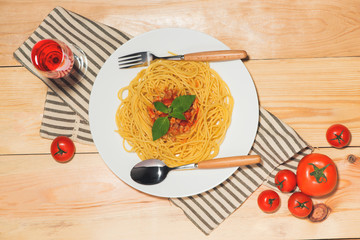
[115,60,233,167]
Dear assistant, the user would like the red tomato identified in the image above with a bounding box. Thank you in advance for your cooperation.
[296,153,337,197]
[288,192,313,218]
[326,124,351,148]
[274,169,297,193]
[50,136,75,163]
[257,190,280,213]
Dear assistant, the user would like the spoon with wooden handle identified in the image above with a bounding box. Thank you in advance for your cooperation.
[130,155,261,185]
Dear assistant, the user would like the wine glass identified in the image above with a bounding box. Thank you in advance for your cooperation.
[31,39,87,81]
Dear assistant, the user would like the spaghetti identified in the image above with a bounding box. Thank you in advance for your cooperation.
[115,60,234,167]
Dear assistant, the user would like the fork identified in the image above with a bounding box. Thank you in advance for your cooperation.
[118,50,247,69]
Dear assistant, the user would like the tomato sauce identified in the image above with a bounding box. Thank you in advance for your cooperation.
[148,88,199,138]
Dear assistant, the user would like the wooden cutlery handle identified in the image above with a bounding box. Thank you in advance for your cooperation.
[197,155,261,169]
[183,50,247,61]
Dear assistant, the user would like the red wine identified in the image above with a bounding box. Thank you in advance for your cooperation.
[31,39,74,78]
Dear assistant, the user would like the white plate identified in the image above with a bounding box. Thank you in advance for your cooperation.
[89,28,259,198]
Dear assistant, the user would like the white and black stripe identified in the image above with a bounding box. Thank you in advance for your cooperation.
[14,7,311,235]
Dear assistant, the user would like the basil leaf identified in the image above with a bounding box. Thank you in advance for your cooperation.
[171,95,196,113]
[152,117,170,141]
[169,111,186,120]
[154,101,169,113]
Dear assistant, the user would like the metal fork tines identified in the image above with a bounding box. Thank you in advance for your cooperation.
[118,52,183,69]
[118,52,149,69]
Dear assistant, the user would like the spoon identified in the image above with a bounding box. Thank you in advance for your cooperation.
[130,155,261,185]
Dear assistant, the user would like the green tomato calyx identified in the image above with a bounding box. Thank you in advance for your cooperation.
[268,198,277,207]
[54,142,67,156]
[294,200,309,209]
[276,179,285,190]
[308,163,331,183]
[330,130,345,144]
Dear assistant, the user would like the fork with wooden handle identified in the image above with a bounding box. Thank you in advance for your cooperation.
[118,50,248,69]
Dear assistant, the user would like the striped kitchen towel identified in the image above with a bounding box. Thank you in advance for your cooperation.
[13,7,311,235]
[171,108,312,234]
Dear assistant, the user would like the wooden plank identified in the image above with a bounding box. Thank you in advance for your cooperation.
[212,147,360,239]
[0,147,359,239]
[0,153,200,240]
[245,57,360,148]
[1,56,360,154]
[4,0,360,66]
[0,67,97,154]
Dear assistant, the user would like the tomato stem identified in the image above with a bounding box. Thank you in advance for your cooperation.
[330,130,344,144]
[54,142,67,156]
[294,200,309,209]
[308,163,330,183]
[276,179,285,190]
[268,198,277,207]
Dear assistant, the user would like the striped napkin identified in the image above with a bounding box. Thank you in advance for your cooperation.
[171,108,312,234]
[13,7,311,235]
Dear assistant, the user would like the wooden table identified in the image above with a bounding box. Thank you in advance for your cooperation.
[1,1,360,239]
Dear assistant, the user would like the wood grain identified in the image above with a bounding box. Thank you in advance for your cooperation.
[2,1,360,239]
[0,148,359,239]
[1,56,359,155]
[221,147,360,239]
[0,67,97,154]
[197,155,261,169]
[245,57,360,148]
[4,0,360,66]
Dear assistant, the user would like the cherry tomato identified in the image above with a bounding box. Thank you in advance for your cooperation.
[257,190,280,213]
[288,192,313,218]
[326,124,351,148]
[50,136,75,163]
[274,169,297,193]
[296,153,338,197]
